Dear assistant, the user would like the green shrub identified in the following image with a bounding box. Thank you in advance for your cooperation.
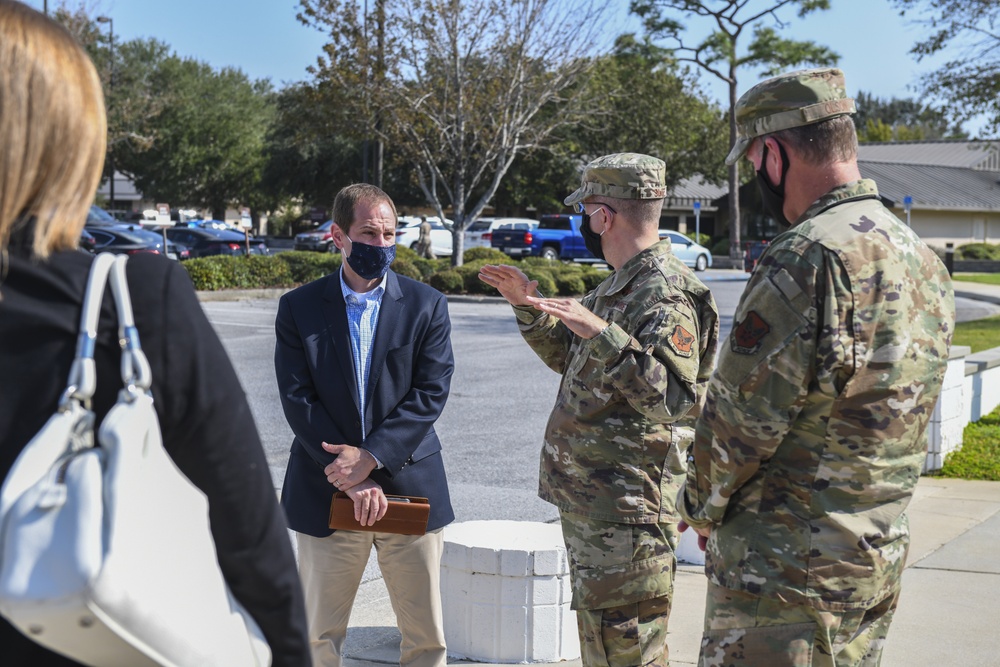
[391,258,424,281]
[957,243,1000,260]
[581,268,609,291]
[463,247,510,263]
[688,232,712,247]
[521,256,559,268]
[245,255,294,287]
[394,245,420,263]
[453,260,492,294]
[182,255,292,290]
[429,270,464,293]
[411,257,442,279]
[938,408,1000,480]
[276,250,341,284]
[710,238,731,255]
[523,268,557,297]
[462,272,498,295]
[183,257,232,291]
[556,274,586,296]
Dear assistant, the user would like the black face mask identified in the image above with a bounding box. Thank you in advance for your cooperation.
[580,212,606,261]
[755,141,791,227]
[344,236,396,280]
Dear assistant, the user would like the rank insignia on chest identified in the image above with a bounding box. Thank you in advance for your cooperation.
[668,324,695,357]
[731,310,770,355]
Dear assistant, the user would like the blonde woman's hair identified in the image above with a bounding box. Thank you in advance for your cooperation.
[0,0,107,257]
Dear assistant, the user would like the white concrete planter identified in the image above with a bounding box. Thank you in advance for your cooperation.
[441,520,580,663]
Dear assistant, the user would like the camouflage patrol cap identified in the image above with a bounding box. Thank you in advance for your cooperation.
[726,67,856,165]
[563,153,667,206]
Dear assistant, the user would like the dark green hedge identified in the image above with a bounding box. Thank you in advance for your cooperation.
[958,243,1000,261]
[183,255,294,291]
[278,250,343,284]
[182,246,610,296]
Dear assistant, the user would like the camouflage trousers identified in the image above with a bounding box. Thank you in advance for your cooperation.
[699,582,901,667]
[559,511,679,667]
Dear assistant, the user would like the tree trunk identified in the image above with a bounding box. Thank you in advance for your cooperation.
[452,226,464,267]
[727,73,744,270]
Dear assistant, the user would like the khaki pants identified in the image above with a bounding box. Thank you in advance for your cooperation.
[699,581,900,667]
[296,528,446,667]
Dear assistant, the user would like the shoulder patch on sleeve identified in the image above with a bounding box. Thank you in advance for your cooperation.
[668,324,696,357]
[731,310,770,355]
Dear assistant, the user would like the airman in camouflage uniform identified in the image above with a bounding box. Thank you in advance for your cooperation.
[480,153,720,666]
[678,68,956,666]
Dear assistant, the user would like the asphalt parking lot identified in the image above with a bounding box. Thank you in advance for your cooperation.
[200,270,749,521]
[202,268,996,519]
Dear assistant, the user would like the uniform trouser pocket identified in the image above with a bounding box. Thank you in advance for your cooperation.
[700,622,814,667]
[559,511,677,611]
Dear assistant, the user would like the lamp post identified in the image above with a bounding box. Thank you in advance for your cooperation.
[693,200,701,241]
[96,15,114,213]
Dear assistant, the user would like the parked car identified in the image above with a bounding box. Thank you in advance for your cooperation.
[491,214,594,261]
[744,240,770,273]
[162,226,268,258]
[114,224,190,260]
[294,220,336,252]
[86,205,119,227]
[79,228,97,253]
[193,219,247,233]
[396,216,453,257]
[85,225,185,259]
[464,217,537,250]
[495,220,538,233]
[658,230,712,271]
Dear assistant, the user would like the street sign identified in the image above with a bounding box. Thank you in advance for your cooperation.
[903,195,913,227]
[239,207,252,230]
[155,203,174,227]
[693,201,701,210]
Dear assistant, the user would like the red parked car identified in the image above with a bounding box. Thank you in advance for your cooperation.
[744,240,770,273]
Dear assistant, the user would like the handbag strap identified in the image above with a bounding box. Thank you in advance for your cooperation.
[62,253,152,408]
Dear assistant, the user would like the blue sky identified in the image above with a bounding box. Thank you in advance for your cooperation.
[24,0,988,135]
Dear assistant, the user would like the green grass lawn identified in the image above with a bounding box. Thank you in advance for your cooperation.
[937,406,1000,481]
[953,315,1000,353]
[953,273,1000,286]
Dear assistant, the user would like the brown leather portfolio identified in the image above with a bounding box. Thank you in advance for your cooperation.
[328,492,430,535]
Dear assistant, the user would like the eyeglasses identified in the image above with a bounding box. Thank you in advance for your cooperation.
[573,201,617,216]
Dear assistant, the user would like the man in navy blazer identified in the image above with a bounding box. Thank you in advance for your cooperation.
[275,183,454,667]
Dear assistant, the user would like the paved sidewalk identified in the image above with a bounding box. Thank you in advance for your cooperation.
[953,279,1000,307]
[337,478,1000,666]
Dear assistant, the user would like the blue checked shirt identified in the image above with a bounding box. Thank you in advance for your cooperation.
[340,269,387,448]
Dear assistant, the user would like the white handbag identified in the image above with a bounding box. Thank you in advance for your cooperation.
[0,253,271,666]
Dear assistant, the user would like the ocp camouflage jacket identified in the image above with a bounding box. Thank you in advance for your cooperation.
[680,180,955,610]
[515,239,719,523]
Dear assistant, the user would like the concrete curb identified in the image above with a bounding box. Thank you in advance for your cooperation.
[195,287,507,304]
[955,289,1000,307]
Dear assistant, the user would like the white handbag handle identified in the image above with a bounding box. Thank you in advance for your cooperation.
[62,254,152,409]
[108,254,152,395]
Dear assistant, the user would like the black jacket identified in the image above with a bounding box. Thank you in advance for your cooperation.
[0,247,310,666]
